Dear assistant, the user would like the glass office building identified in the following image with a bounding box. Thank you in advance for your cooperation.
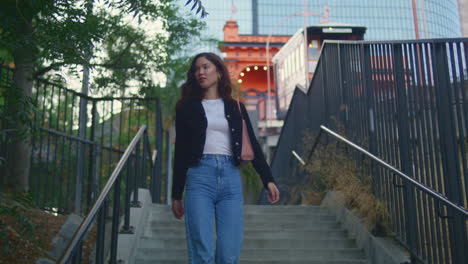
[176,0,461,41]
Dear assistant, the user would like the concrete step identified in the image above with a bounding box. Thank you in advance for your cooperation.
[147,205,327,217]
[138,237,358,249]
[143,228,348,240]
[146,219,341,230]
[149,207,332,217]
[148,204,323,212]
[134,258,369,264]
[147,212,337,223]
[136,248,366,260]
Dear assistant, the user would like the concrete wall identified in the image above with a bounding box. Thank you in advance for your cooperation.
[321,191,410,264]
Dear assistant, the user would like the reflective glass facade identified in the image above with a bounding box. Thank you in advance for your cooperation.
[177,0,461,41]
[176,0,254,53]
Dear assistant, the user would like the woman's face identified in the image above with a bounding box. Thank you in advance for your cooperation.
[194,56,219,90]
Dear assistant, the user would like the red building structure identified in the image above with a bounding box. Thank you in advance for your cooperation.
[220,19,290,112]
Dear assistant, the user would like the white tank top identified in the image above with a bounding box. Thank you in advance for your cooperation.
[201,98,232,156]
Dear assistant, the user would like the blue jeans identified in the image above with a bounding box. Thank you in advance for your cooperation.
[184,154,243,264]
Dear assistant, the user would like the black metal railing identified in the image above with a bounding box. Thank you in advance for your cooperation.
[268,38,468,263]
[58,125,156,264]
[32,79,165,213]
[0,67,165,214]
[307,125,468,262]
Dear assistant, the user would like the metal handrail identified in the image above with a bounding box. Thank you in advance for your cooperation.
[303,125,468,218]
[58,125,156,263]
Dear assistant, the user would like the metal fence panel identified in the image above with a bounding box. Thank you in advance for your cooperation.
[269,39,468,263]
[0,68,164,215]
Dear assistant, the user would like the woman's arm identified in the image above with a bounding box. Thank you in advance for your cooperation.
[171,106,189,201]
[239,103,276,189]
[240,103,279,203]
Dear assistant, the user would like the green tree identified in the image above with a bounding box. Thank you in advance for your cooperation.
[0,0,207,193]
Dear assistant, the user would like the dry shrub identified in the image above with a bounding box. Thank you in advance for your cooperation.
[295,126,392,236]
[0,192,97,264]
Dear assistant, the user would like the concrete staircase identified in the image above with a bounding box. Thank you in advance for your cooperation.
[133,204,368,264]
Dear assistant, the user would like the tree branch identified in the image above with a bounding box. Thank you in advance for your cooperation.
[33,61,144,80]
[109,37,137,65]
[91,63,145,69]
[33,62,67,78]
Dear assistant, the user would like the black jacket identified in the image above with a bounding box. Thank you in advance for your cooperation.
[171,97,275,200]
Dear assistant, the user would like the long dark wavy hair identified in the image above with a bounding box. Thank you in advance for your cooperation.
[176,52,233,110]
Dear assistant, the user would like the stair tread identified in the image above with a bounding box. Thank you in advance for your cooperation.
[130,204,368,263]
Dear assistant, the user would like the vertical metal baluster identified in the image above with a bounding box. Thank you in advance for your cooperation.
[65,93,76,213]
[132,136,141,206]
[87,100,98,212]
[109,99,114,184]
[51,86,62,212]
[43,83,56,209]
[153,98,163,203]
[58,89,69,213]
[142,131,149,189]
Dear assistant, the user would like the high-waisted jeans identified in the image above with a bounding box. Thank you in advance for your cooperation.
[184,154,243,264]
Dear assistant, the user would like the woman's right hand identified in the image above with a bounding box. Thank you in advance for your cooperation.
[172,200,184,219]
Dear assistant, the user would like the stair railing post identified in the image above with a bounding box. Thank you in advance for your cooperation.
[95,199,106,264]
[132,135,141,206]
[142,131,149,189]
[121,143,136,233]
[109,169,122,263]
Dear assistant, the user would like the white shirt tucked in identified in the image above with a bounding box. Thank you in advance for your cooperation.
[201,98,232,156]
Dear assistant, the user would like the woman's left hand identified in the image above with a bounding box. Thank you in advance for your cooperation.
[267,182,280,204]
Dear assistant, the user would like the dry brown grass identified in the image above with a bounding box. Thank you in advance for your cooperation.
[290,126,392,236]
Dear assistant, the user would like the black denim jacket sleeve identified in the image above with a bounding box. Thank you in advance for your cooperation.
[240,102,275,189]
[171,106,189,200]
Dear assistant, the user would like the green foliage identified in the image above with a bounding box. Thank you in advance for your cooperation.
[0,0,206,89]
[0,49,13,64]
[184,0,209,18]
[0,83,40,144]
